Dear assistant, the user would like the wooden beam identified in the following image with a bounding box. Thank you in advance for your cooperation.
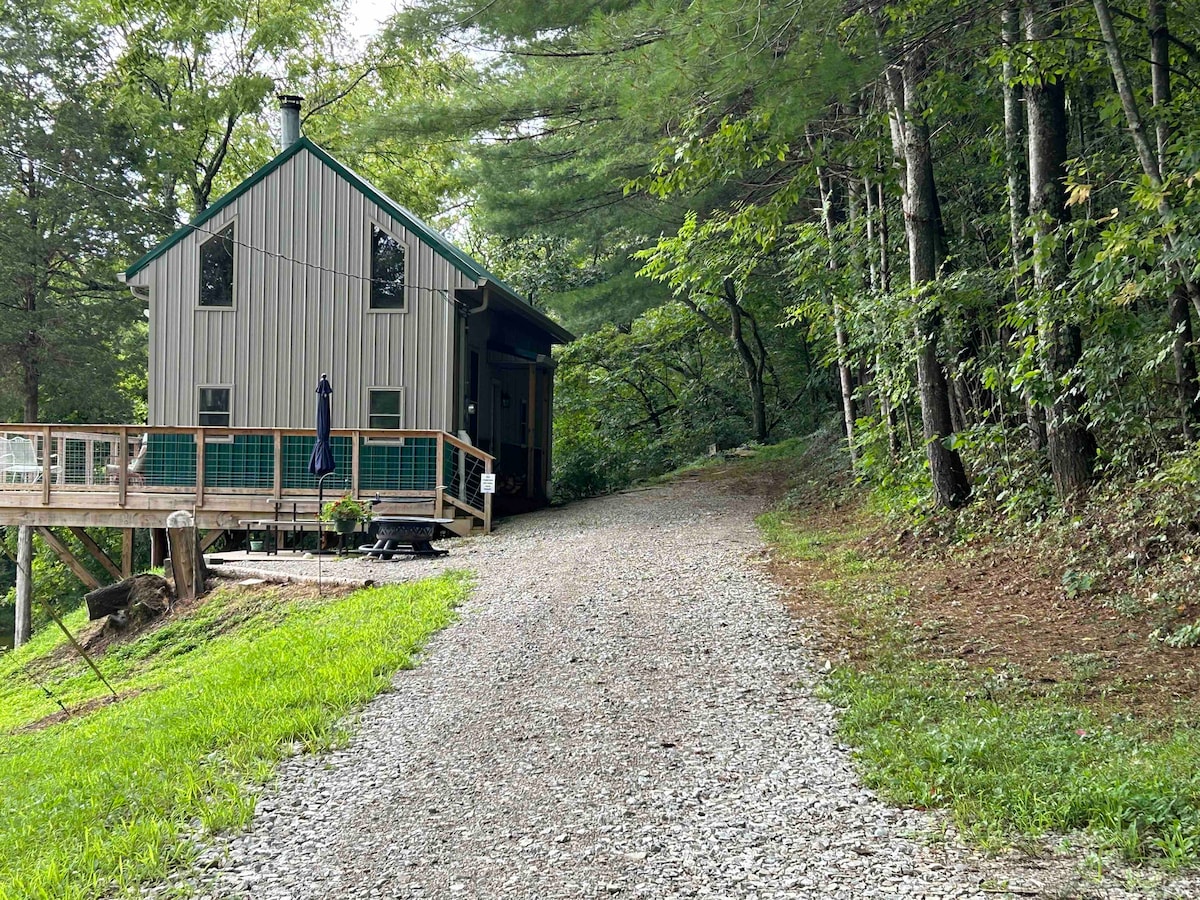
[118,426,129,507]
[544,370,555,501]
[42,425,52,504]
[121,528,134,578]
[67,526,123,582]
[34,526,102,591]
[483,457,493,534]
[150,528,168,568]
[273,431,283,500]
[526,364,536,499]
[200,529,225,553]
[194,429,205,508]
[351,430,361,497]
[435,431,445,519]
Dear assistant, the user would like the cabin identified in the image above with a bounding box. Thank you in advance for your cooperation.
[0,97,571,598]
[122,95,572,517]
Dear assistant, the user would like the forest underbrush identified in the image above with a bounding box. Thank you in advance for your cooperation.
[743,427,1200,870]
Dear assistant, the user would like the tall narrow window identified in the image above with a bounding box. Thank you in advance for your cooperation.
[368,389,403,429]
[199,224,235,307]
[199,387,231,426]
[370,225,406,309]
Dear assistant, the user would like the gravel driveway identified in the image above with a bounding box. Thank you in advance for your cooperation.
[179,476,1195,899]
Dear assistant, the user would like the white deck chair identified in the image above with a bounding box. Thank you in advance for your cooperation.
[7,435,60,483]
[106,433,148,484]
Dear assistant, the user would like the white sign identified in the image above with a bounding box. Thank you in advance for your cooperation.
[480,473,496,494]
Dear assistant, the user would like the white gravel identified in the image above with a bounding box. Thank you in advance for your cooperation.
[165,477,1196,899]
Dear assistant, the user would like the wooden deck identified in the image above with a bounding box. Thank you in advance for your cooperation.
[0,425,493,535]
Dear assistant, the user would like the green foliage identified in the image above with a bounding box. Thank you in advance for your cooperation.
[0,575,467,899]
[321,494,369,524]
[0,528,149,642]
[552,304,823,499]
[825,660,1200,864]
[762,506,1200,866]
[1151,622,1200,649]
[0,0,153,422]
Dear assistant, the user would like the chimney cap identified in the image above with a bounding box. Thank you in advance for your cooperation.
[277,93,304,109]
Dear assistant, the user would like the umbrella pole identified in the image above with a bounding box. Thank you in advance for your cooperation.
[317,471,330,594]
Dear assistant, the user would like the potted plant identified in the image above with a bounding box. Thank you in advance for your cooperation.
[322,494,368,534]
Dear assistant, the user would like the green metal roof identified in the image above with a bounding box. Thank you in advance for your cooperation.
[124,137,573,343]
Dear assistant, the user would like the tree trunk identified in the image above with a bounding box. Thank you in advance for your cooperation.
[1148,0,1200,438]
[1003,0,1047,452]
[813,159,858,464]
[21,351,38,424]
[168,520,208,602]
[85,574,173,624]
[721,279,769,443]
[876,179,891,295]
[1027,4,1096,501]
[899,53,971,507]
[1094,0,1200,319]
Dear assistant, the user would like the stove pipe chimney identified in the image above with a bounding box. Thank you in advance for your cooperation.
[278,94,303,150]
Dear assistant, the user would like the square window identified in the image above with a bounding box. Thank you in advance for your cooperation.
[369,389,402,429]
[199,387,231,427]
[199,224,235,307]
[370,225,406,309]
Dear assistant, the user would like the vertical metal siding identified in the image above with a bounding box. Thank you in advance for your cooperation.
[127,148,472,432]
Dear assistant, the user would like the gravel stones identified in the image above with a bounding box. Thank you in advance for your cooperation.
[165,479,1197,899]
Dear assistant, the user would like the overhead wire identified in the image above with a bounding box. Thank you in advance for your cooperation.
[0,144,466,305]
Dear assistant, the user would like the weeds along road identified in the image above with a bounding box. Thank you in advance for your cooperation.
[176,474,1194,900]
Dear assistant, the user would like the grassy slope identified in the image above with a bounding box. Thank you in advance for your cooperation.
[747,434,1200,871]
[0,575,468,900]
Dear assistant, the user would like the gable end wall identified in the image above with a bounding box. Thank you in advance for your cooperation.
[129,148,475,431]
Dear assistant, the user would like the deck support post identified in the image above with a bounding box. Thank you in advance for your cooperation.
[14,525,32,647]
[526,364,536,500]
[194,429,205,508]
[118,426,129,507]
[435,432,445,519]
[41,425,52,503]
[272,431,283,500]
[150,528,168,568]
[121,529,134,577]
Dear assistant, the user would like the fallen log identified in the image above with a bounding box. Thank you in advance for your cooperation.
[85,574,174,629]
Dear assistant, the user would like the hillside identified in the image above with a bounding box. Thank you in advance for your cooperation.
[0,575,467,900]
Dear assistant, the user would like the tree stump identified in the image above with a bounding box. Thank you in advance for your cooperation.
[167,510,209,601]
[85,574,174,630]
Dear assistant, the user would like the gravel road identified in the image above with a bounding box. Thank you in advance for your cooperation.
[175,475,1196,899]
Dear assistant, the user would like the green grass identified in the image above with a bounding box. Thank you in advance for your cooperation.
[761,510,1200,869]
[0,574,468,899]
[826,659,1200,866]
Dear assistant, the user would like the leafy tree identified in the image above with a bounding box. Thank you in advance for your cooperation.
[107,0,342,219]
[0,0,151,423]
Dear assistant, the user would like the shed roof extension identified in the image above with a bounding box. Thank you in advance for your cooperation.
[125,136,572,344]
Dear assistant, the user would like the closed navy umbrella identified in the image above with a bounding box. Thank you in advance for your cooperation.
[309,374,336,522]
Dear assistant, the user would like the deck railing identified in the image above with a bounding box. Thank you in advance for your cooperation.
[0,425,493,532]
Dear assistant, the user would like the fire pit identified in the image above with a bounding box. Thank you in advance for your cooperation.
[359,516,454,559]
